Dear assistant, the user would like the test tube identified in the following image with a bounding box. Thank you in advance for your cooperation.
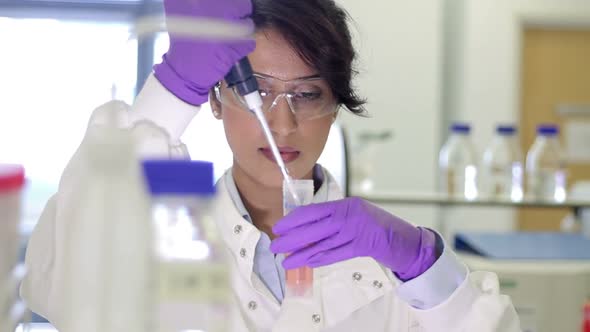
[282,179,314,297]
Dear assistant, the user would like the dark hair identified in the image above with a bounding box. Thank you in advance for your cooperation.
[250,0,366,115]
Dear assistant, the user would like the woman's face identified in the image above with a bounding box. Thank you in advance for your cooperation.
[213,29,336,188]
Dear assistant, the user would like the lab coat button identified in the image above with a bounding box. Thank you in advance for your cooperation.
[233,225,243,234]
[312,314,321,324]
[248,301,257,310]
[240,248,247,258]
[352,272,362,281]
[373,280,383,289]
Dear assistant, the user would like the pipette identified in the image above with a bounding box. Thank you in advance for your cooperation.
[225,59,301,205]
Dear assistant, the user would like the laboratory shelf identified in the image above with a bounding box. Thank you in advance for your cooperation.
[357,191,590,210]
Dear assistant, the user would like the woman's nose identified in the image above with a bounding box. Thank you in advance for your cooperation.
[267,95,298,137]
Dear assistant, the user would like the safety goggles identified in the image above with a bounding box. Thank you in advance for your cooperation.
[214,73,339,122]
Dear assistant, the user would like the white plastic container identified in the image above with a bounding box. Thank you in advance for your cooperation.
[480,125,524,201]
[525,124,567,202]
[439,123,478,200]
[142,160,228,332]
[0,164,25,332]
[61,109,154,332]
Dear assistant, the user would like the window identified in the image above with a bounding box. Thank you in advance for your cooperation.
[0,17,137,229]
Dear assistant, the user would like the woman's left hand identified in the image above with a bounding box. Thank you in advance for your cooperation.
[270,197,439,280]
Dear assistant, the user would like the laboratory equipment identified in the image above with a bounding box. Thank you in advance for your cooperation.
[61,102,154,332]
[460,254,590,332]
[283,179,314,297]
[439,123,478,200]
[350,130,392,193]
[479,125,524,201]
[0,164,26,332]
[142,160,228,332]
[525,124,567,202]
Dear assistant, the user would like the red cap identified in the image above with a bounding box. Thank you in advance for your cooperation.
[0,164,25,192]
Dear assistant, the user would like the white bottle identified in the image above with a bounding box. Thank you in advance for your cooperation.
[439,123,478,200]
[526,124,567,202]
[480,125,524,201]
[61,102,154,332]
[142,160,229,332]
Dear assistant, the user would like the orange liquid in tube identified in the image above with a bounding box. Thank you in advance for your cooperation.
[282,179,315,297]
[286,266,314,296]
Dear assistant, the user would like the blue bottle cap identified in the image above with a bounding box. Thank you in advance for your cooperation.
[496,125,517,135]
[451,123,471,134]
[537,124,559,136]
[142,160,215,196]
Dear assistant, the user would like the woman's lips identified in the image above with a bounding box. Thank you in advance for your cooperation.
[259,147,301,163]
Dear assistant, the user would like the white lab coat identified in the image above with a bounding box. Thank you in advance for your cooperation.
[21,75,521,332]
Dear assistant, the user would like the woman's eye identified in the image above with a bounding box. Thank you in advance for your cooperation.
[294,91,321,101]
[259,89,271,98]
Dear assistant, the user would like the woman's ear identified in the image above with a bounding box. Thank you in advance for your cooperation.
[209,89,222,119]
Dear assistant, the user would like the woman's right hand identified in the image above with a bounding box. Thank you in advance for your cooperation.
[154,0,256,106]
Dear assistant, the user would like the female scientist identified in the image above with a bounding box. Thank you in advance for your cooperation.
[21,0,521,331]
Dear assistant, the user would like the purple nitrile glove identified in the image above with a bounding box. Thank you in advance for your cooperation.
[154,0,256,106]
[270,197,439,281]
